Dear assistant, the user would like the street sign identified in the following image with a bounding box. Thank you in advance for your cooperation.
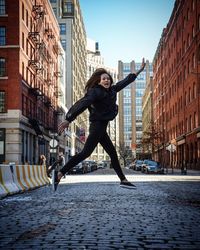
[49,139,58,148]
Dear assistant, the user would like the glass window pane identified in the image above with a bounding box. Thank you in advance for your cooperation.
[0,26,6,45]
[59,23,66,35]
[0,0,5,15]
[0,58,6,76]
[0,91,5,112]
[61,39,66,50]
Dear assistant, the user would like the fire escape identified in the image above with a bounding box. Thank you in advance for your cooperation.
[28,3,46,136]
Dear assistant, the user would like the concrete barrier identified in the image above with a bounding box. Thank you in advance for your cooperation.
[0,165,20,198]
[0,164,50,198]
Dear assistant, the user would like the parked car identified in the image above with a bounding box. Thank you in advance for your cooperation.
[83,160,97,172]
[142,160,164,174]
[69,162,88,174]
[97,162,106,169]
[133,160,143,171]
[141,159,149,173]
[89,161,98,171]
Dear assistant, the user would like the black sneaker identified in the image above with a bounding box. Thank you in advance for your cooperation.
[120,181,136,189]
[52,170,59,191]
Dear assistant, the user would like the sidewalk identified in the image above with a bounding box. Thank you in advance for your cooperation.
[163,168,200,176]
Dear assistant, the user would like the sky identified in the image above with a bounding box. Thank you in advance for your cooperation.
[79,0,175,69]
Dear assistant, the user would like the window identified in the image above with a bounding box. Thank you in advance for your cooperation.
[22,32,24,49]
[0,0,5,15]
[198,44,200,62]
[26,39,28,55]
[192,0,195,11]
[22,2,24,20]
[26,10,28,27]
[192,25,195,38]
[187,8,190,21]
[59,23,66,35]
[62,0,74,15]
[189,115,192,131]
[188,60,191,74]
[189,87,191,103]
[192,53,196,68]
[0,26,6,45]
[61,39,66,50]
[187,33,190,47]
[193,82,197,98]
[53,7,57,16]
[183,40,186,52]
[0,58,6,76]
[186,118,188,132]
[22,62,24,79]
[183,16,186,28]
[0,91,5,112]
[199,15,200,30]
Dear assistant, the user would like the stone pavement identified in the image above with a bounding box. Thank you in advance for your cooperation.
[0,168,200,249]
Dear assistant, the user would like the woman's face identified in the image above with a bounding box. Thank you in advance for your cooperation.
[98,73,111,89]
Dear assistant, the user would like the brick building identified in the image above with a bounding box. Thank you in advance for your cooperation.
[153,0,200,170]
[0,0,62,164]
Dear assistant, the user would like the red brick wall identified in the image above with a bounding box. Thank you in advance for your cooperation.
[153,0,200,168]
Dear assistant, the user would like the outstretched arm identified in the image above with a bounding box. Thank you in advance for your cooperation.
[135,58,146,76]
[58,88,97,135]
[113,58,146,92]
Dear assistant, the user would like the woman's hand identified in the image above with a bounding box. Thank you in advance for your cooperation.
[58,120,70,135]
[136,58,146,76]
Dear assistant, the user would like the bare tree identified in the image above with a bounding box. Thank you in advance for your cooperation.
[118,142,133,167]
[142,124,163,154]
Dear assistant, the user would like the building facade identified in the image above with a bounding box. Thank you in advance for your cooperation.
[50,0,87,156]
[0,0,62,164]
[142,76,153,159]
[153,0,200,170]
[118,60,152,160]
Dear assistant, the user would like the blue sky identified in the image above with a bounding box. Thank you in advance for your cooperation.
[79,0,175,68]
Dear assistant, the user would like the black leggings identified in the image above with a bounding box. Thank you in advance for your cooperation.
[60,121,126,181]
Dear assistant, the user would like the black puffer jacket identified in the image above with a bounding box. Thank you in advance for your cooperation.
[66,73,137,123]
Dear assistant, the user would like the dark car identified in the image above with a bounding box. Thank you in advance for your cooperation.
[69,162,88,174]
[83,160,97,172]
[142,160,164,174]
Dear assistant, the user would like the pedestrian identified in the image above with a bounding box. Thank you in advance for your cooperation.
[39,154,46,165]
[58,152,66,178]
[47,152,65,177]
[53,58,146,191]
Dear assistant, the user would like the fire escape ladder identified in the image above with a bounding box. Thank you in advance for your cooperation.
[29,118,43,136]
[32,4,45,20]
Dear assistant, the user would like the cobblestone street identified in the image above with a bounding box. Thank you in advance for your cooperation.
[0,168,200,249]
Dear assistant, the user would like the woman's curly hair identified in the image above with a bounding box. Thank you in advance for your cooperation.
[85,68,113,91]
